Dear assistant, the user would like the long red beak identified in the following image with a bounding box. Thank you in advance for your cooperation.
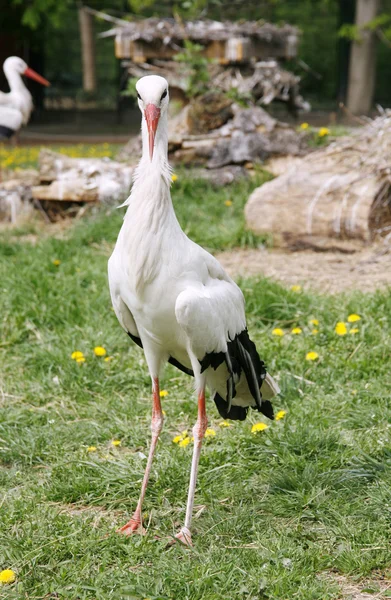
[24,67,50,87]
[144,104,161,160]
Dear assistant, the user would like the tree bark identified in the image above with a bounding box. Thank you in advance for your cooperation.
[346,0,379,114]
[78,6,96,93]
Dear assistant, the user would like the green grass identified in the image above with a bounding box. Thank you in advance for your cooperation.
[0,143,121,170]
[1,178,391,599]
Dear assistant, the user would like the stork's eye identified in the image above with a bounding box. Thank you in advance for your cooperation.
[160,89,167,101]
[137,92,142,100]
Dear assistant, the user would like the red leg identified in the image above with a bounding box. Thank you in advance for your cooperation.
[118,377,163,536]
[175,387,207,546]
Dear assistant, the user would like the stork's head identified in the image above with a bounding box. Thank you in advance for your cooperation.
[136,75,169,161]
[4,56,50,87]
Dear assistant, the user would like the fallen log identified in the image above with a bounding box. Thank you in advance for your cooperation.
[32,180,98,203]
[36,150,134,203]
[245,113,391,245]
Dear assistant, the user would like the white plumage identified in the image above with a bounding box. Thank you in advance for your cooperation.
[109,75,279,545]
[0,56,49,139]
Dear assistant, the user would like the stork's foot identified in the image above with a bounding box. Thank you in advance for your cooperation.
[174,526,192,547]
[117,517,145,536]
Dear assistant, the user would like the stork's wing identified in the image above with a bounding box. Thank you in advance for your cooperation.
[175,269,274,419]
[108,255,139,339]
[175,277,246,360]
[0,107,23,134]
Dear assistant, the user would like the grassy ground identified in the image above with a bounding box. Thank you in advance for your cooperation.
[1,177,391,600]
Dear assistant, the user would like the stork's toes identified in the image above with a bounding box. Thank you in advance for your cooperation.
[174,526,192,547]
[117,518,145,536]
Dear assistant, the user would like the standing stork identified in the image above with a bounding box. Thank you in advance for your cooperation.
[108,75,279,546]
[0,56,50,139]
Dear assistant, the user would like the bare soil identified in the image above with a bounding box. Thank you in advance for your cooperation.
[325,573,391,600]
[216,244,391,294]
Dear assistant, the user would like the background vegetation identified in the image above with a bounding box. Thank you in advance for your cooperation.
[3,0,391,109]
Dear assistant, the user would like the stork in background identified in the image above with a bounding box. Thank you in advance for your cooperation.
[108,75,280,546]
[0,56,50,140]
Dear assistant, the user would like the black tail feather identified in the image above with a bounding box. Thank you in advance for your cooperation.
[227,330,272,419]
[213,392,248,421]
[201,329,273,421]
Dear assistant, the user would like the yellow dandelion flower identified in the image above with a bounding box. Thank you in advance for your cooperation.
[171,174,178,182]
[111,440,121,447]
[179,436,191,447]
[225,199,233,207]
[104,356,113,362]
[306,351,319,361]
[0,569,16,584]
[272,328,285,337]
[251,422,268,433]
[291,327,302,335]
[311,329,319,335]
[348,314,361,323]
[275,410,286,421]
[350,328,359,335]
[87,446,97,452]
[71,351,84,360]
[335,322,347,336]
[94,346,107,357]
[76,356,86,363]
[159,390,168,397]
[291,285,302,292]
[318,127,330,137]
[219,420,231,427]
[310,319,319,326]
[52,259,61,266]
[205,428,216,437]
[173,430,188,444]
[300,122,309,130]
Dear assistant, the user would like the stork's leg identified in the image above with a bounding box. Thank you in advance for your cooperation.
[175,387,207,546]
[118,377,163,536]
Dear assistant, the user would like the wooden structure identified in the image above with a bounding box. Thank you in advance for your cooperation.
[101,18,307,112]
[104,18,299,64]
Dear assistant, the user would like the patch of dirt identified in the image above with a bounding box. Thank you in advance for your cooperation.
[216,244,391,293]
[326,573,391,599]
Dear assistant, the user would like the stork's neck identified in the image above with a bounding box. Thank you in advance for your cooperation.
[4,66,28,94]
[126,109,172,208]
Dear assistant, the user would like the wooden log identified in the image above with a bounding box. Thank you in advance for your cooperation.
[245,156,382,244]
[32,180,98,203]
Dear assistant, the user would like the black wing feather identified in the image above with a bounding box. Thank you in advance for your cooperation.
[200,329,274,421]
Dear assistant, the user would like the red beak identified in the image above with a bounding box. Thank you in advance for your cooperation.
[24,67,50,87]
[144,104,161,160]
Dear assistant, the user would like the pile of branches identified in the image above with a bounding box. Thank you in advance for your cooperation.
[118,93,310,179]
[126,59,309,114]
[245,111,391,246]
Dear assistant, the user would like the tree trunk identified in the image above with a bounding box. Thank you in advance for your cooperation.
[346,0,379,114]
[337,0,355,104]
[78,6,96,93]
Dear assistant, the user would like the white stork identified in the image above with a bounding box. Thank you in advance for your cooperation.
[108,75,279,546]
[0,56,50,139]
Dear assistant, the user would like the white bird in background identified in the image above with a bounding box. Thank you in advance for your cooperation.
[108,75,280,546]
[0,56,50,140]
